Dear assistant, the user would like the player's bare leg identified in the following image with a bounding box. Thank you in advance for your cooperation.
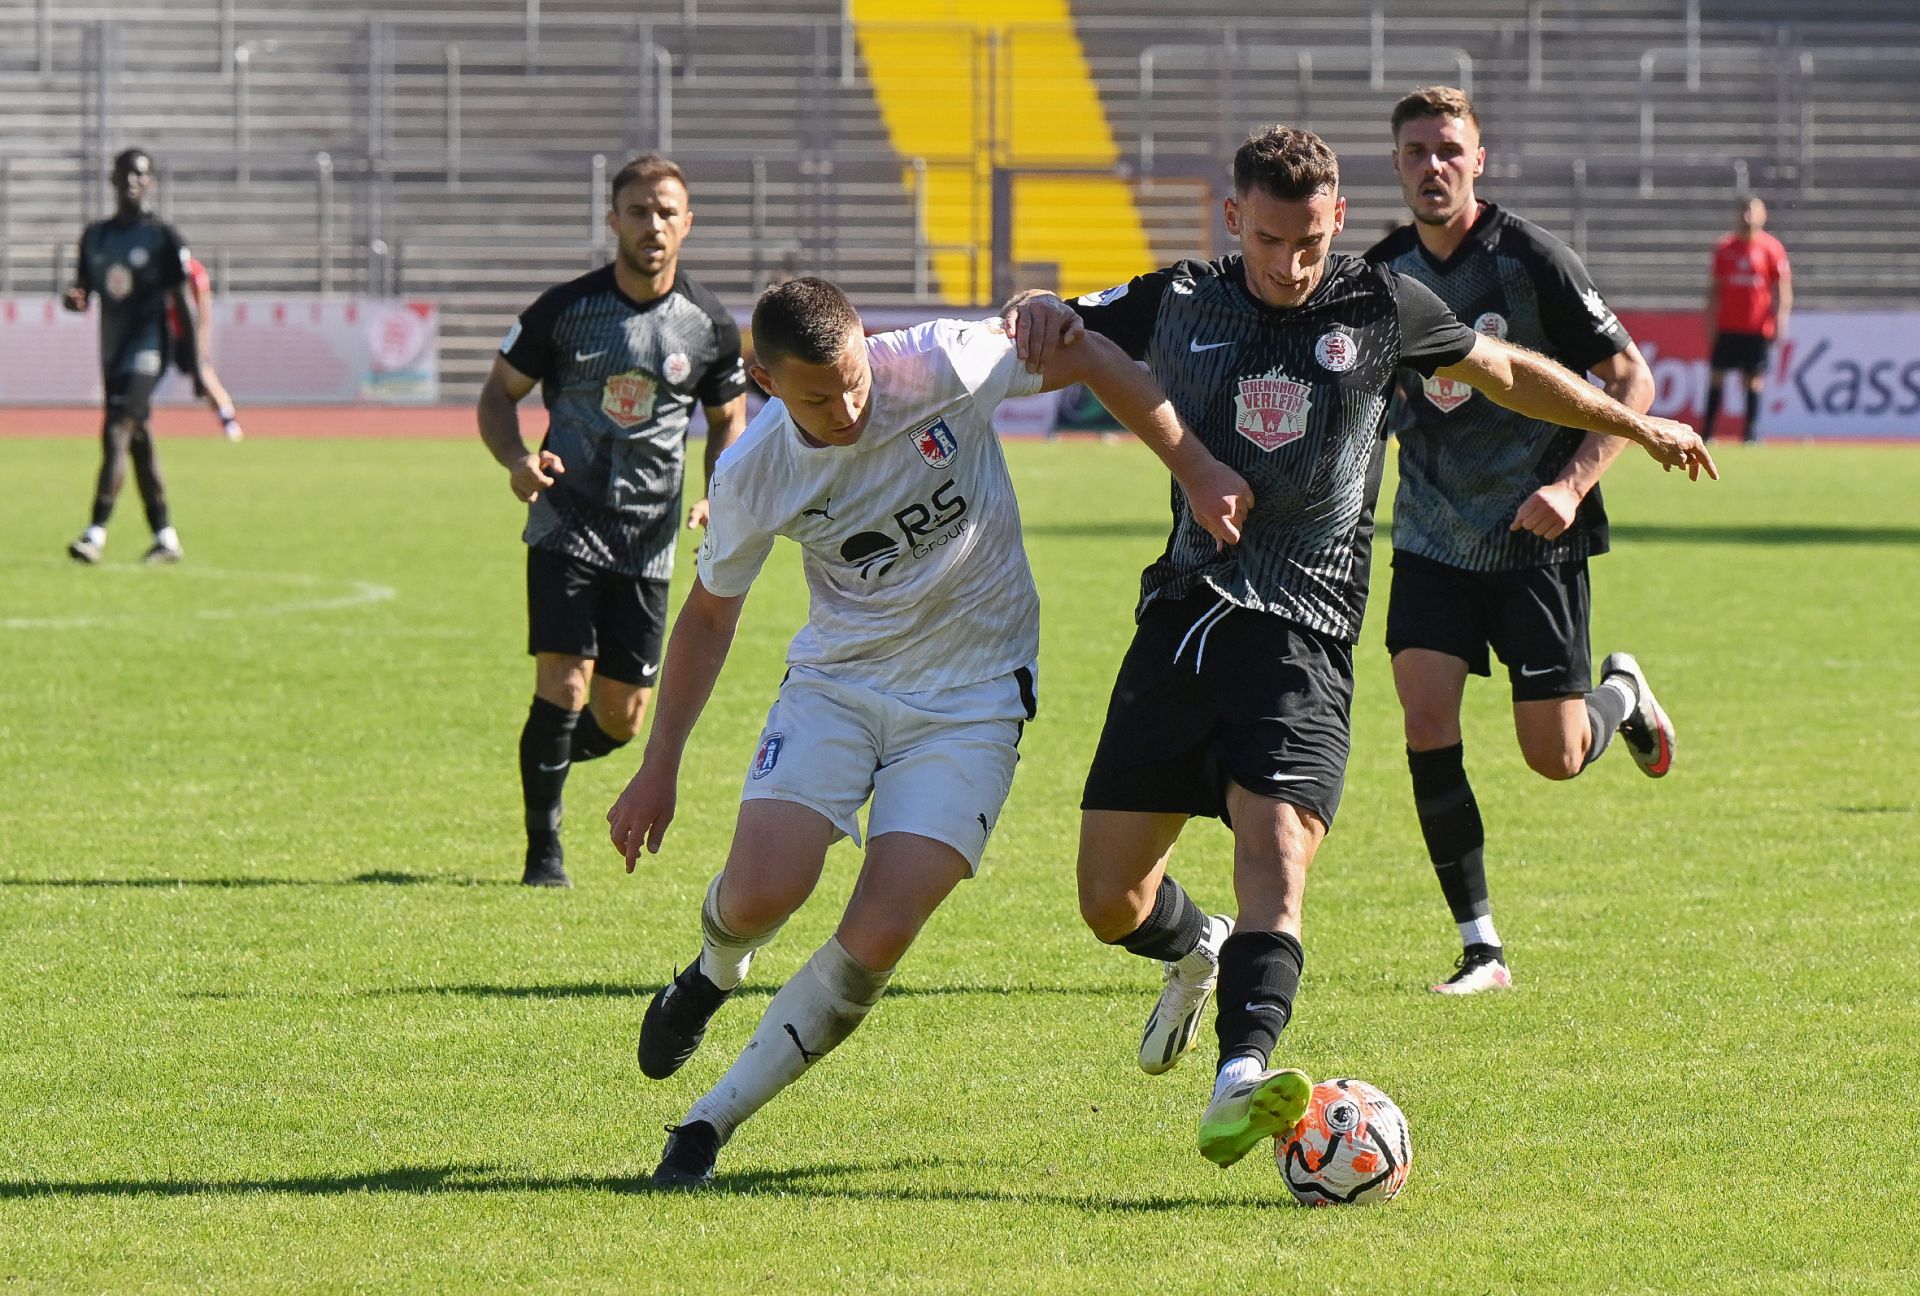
[1197,784,1319,1168]
[571,674,652,767]
[519,652,594,886]
[198,363,242,440]
[1079,810,1232,1075]
[653,829,968,1188]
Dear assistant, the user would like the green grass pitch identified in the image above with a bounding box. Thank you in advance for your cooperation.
[1,433,1916,1292]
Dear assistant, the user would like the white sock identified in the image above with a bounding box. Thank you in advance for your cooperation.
[1458,914,1500,949]
[154,526,180,549]
[686,938,891,1140]
[697,873,783,991]
[1213,1055,1264,1102]
[82,525,106,545]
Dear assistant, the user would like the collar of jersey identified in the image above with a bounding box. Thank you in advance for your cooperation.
[1226,253,1351,315]
[1414,200,1503,274]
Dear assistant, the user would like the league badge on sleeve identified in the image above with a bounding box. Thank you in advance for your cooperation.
[910,417,959,468]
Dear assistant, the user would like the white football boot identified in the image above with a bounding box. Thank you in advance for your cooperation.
[1429,943,1512,995]
[1139,913,1232,1075]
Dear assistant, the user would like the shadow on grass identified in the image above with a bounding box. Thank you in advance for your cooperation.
[1609,521,1920,547]
[0,872,516,889]
[182,980,1141,1002]
[0,1158,1269,1211]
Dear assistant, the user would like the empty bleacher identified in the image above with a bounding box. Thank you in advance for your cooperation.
[2,1,1916,395]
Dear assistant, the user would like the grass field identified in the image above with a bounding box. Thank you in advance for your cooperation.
[2,433,1916,1293]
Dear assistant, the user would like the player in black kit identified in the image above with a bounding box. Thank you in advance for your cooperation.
[478,154,749,887]
[64,148,201,565]
[1005,126,1716,1168]
[1367,86,1676,996]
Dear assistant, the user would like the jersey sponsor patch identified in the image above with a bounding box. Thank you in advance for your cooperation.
[1234,367,1313,451]
[602,370,658,429]
[1077,283,1128,307]
[1315,330,1356,373]
[105,264,134,302]
[839,530,901,579]
[500,320,523,355]
[1473,311,1508,339]
[1421,372,1475,413]
[910,416,959,468]
[663,351,691,385]
[750,732,784,779]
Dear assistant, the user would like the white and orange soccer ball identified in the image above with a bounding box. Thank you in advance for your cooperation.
[1276,1078,1412,1206]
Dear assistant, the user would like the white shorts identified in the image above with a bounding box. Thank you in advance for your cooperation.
[740,663,1038,874]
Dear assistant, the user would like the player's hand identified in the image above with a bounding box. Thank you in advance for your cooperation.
[685,497,711,530]
[61,286,89,313]
[607,759,678,871]
[1637,418,1719,481]
[1179,459,1256,550]
[1001,292,1084,374]
[1511,482,1582,539]
[509,450,564,502]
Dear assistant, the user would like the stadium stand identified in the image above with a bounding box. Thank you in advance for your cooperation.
[2,1,1916,393]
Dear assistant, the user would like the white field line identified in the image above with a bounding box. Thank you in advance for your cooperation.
[2,564,396,630]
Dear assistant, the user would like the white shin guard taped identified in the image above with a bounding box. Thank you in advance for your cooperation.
[686,937,892,1140]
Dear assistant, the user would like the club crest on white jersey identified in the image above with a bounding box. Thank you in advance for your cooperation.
[910,416,959,468]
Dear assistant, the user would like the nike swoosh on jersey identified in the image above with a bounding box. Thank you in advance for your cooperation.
[640,663,659,678]
[574,349,607,362]
[1189,339,1233,352]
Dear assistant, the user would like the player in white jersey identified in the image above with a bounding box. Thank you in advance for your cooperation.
[605,278,1251,1187]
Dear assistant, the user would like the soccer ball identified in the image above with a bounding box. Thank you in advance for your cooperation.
[1276,1078,1412,1206]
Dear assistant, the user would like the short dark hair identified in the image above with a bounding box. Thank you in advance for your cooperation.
[752,277,862,367]
[1232,126,1339,201]
[1390,85,1480,139]
[112,147,153,176]
[608,153,687,208]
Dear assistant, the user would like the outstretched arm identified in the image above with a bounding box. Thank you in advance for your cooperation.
[606,576,748,867]
[1038,327,1254,547]
[1436,335,1718,481]
[1512,343,1654,540]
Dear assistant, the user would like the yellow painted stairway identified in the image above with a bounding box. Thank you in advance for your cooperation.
[852,1,1152,307]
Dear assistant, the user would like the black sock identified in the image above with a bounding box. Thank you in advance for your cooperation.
[1109,875,1207,962]
[519,697,579,849]
[1580,676,1635,772]
[1743,386,1762,441]
[1702,383,1723,441]
[570,711,630,763]
[1407,745,1489,926]
[1214,930,1303,1068]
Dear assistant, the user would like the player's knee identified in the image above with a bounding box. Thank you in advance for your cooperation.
[1522,741,1583,781]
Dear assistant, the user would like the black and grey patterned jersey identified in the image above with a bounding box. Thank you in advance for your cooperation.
[1071,253,1476,643]
[1366,203,1634,571]
[500,265,748,579]
[76,214,190,379]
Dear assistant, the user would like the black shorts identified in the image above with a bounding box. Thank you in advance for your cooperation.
[525,546,668,686]
[1081,587,1354,828]
[1709,331,1770,375]
[104,369,161,424]
[1385,550,1591,702]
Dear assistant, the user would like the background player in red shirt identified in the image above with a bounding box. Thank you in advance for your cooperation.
[1703,195,1791,443]
[167,256,243,441]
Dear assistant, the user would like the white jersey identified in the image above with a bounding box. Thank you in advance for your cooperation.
[697,319,1046,693]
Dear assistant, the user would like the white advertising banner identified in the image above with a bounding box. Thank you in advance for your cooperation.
[1621,309,1920,440]
[0,297,438,404]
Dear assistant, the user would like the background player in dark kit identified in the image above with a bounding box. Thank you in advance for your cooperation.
[64,148,201,566]
[1367,86,1676,996]
[478,154,749,887]
[1006,126,1716,1169]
